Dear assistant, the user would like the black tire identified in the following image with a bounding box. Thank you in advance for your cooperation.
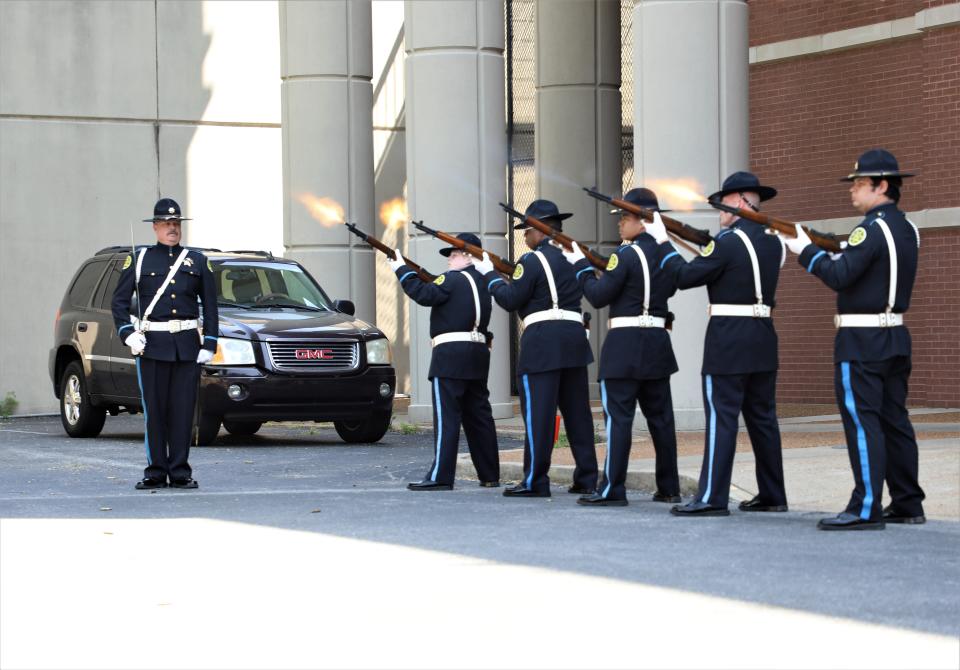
[195,413,222,446]
[334,411,391,444]
[59,360,107,438]
[223,420,262,436]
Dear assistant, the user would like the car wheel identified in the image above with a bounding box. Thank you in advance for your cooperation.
[334,411,391,443]
[223,420,262,436]
[59,360,107,438]
[195,413,222,446]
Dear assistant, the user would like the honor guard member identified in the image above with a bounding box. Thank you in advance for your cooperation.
[475,200,599,497]
[781,149,925,530]
[561,188,682,506]
[646,172,788,516]
[112,198,218,490]
[387,233,500,491]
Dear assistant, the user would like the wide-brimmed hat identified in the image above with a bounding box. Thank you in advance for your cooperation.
[609,187,670,215]
[707,171,777,203]
[143,197,191,222]
[439,232,482,257]
[841,148,915,181]
[513,199,571,231]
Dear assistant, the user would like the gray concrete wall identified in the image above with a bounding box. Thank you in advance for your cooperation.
[0,1,282,414]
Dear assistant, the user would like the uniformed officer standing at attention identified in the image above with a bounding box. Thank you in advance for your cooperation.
[781,149,925,530]
[561,188,682,506]
[112,198,218,490]
[387,233,500,491]
[645,172,788,516]
[475,200,598,498]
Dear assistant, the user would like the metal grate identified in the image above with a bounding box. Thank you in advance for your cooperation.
[266,340,359,371]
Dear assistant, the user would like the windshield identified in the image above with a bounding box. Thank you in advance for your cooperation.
[211,260,333,311]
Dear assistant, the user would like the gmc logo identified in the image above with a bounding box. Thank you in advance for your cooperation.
[294,349,335,360]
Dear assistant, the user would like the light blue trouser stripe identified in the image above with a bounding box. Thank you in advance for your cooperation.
[600,380,613,498]
[430,378,443,481]
[701,375,716,503]
[841,362,874,519]
[135,358,151,466]
[522,374,535,489]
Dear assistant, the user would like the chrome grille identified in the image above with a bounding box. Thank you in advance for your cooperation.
[266,340,359,371]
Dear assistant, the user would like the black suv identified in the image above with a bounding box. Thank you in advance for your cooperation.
[50,247,395,445]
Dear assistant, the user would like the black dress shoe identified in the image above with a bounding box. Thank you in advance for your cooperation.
[738,495,788,512]
[503,484,550,498]
[652,492,682,503]
[670,501,730,517]
[407,480,453,491]
[567,485,595,495]
[170,478,199,489]
[577,493,628,507]
[817,512,885,531]
[135,478,167,490]
[479,481,500,488]
[882,505,925,525]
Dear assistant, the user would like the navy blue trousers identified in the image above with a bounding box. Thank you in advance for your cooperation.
[426,377,500,486]
[835,357,925,521]
[136,357,199,482]
[599,377,679,500]
[517,367,598,493]
[697,371,786,509]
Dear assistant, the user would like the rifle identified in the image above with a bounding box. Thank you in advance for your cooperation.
[707,200,842,253]
[344,222,436,282]
[410,220,516,276]
[583,187,713,249]
[498,202,609,270]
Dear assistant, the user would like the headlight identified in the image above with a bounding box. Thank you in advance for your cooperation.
[366,337,391,364]
[209,337,256,366]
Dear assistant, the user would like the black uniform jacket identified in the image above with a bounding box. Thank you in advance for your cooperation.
[484,240,592,375]
[657,219,782,376]
[575,233,679,380]
[799,203,917,363]
[396,264,492,380]
[112,243,219,362]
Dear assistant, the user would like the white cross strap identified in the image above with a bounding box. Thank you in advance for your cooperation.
[627,244,651,315]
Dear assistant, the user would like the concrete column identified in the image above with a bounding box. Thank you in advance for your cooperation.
[535,0,622,393]
[633,0,750,428]
[279,1,376,323]
[404,0,511,422]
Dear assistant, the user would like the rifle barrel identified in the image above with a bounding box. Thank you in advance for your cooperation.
[498,202,608,271]
[707,201,841,252]
[412,220,515,275]
[343,222,435,281]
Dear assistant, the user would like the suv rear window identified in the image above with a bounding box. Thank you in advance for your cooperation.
[68,261,108,308]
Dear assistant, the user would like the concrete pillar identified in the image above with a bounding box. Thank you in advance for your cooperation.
[279,1,376,323]
[535,0,622,393]
[403,0,511,422]
[633,0,750,428]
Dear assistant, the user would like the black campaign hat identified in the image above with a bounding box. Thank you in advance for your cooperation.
[513,199,571,231]
[841,148,915,181]
[609,187,670,215]
[143,197,191,222]
[439,232,482,257]
[707,171,777,203]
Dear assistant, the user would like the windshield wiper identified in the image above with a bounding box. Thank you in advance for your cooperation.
[249,302,324,312]
[217,300,252,309]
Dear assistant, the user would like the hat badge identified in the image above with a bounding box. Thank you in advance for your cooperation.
[168,207,176,214]
[853,161,859,170]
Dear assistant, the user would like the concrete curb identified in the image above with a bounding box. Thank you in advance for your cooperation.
[456,454,700,495]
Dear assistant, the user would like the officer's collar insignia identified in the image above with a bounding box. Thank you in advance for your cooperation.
[433,274,446,286]
[606,253,619,271]
[701,240,716,257]
[512,263,524,280]
[183,257,194,267]
[848,227,867,246]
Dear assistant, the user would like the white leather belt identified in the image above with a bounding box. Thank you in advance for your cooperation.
[709,304,771,318]
[523,309,583,328]
[834,313,904,328]
[609,315,666,329]
[134,318,199,333]
[431,331,486,347]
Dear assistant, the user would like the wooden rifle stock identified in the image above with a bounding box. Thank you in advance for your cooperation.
[497,202,609,270]
[411,221,516,276]
[583,188,714,248]
[707,201,842,253]
[343,222,436,282]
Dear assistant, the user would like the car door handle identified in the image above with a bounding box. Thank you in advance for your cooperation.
[77,323,88,332]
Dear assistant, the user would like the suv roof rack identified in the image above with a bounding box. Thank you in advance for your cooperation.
[224,250,276,259]
[94,245,223,256]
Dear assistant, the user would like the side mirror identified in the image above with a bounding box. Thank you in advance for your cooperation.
[333,299,355,316]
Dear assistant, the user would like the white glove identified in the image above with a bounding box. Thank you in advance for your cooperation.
[828,240,847,261]
[780,223,812,255]
[387,248,404,272]
[124,331,146,356]
[196,349,214,364]
[645,212,669,244]
[474,252,495,275]
[561,243,586,265]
